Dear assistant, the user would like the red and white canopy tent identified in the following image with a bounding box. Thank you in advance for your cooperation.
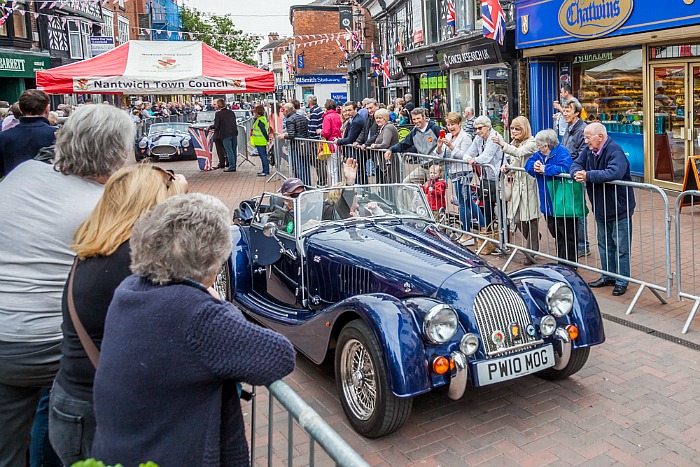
[36,40,274,95]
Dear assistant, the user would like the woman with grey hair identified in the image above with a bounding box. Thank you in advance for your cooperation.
[0,103,133,467]
[91,193,296,467]
[370,108,400,183]
[525,129,577,264]
[465,115,505,235]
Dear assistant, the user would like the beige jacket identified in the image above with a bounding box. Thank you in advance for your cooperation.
[502,136,540,222]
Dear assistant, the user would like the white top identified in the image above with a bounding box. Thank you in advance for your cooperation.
[0,160,104,342]
[437,129,473,174]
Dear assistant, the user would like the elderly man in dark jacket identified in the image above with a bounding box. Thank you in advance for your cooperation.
[277,102,311,185]
[571,122,636,296]
[0,90,56,177]
[562,98,590,257]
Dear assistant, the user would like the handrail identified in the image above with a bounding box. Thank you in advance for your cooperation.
[264,380,369,466]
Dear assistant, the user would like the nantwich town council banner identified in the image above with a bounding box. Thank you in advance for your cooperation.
[36,40,274,94]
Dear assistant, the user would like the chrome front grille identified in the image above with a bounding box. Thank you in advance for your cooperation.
[473,285,538,356]
[151,145,177,157]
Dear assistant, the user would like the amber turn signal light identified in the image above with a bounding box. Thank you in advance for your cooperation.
[566,324,579,340]
[432,356,450,375]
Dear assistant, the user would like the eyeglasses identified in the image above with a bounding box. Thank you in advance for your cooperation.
[287,189,305,199]
[474,126,485,131]
[152,165,176,187]
[511,126,523,131]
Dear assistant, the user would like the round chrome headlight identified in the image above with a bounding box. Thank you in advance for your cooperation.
[546,282,574,317]
[423,304,458,344]
[540,315,557,337]
[138,139,148,148]
[460,333,479,356]
[182,137,190,148]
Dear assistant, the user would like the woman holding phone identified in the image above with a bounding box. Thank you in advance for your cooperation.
[436,112,484,245]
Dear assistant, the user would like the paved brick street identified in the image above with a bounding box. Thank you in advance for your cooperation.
[161,158,700,465]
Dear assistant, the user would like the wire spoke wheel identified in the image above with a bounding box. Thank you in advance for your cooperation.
[335,320,413,438]
[212,262,231,301]
[341,339,377,420]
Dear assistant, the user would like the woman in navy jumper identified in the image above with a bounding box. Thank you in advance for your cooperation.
[92,194,296,467]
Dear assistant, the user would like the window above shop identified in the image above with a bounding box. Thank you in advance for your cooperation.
[102,9,114,39]
[650,44,700,60]
[0,1,31,42]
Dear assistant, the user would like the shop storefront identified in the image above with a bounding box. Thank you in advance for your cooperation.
[294,74,347,107]
[397,48,446,122]
[517,0,700,187]
[438,38,514,134]
[0,51,50,102]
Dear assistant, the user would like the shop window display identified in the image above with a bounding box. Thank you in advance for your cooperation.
[569,48,645,177]
[419,72,447,123]
[485,68,508,135]
[451,70,471,115]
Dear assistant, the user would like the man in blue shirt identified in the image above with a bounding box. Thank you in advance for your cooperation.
[0,90,56,178]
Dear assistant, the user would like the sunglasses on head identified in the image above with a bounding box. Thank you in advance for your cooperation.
[152,165,176,186]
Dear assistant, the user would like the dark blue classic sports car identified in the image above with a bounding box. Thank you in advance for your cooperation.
[135,122,195,161]
[215,184,605,438]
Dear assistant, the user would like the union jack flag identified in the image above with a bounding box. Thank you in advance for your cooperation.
[189,127,215,171]
[348,29,362,52]
[382,56,390,87]
[336,38,349,58]
[481,0,506,46]
[446,1,456,28]
[284,57,294,76]
[396,35,403,54]
[370,43,380,76]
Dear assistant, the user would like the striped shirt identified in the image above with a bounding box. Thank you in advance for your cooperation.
[463,117,476,139]
[307,105,324,140]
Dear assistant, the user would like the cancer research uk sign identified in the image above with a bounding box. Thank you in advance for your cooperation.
[90,36,114,57]
[72,41,248,94]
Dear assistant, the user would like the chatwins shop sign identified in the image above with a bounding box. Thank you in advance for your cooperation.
[558,0,634,39]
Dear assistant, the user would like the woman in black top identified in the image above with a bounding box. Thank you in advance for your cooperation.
[48,164,186,466]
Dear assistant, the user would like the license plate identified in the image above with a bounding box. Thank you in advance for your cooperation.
[475,345,555,386]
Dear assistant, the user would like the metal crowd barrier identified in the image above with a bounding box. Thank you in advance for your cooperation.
[496,168,672,315]
[385,152,672,316]
[248,380,368,466]
[237,116,256,168]
[675,190,700,333]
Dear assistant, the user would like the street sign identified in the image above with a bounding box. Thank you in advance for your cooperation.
[90,36,115,57]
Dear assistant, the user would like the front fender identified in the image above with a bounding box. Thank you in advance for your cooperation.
[509,265,605,347]
[332,294,431,398]
[228,225,252,294]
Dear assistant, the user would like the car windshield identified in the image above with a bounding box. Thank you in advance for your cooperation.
[297,184,433,233]
[149,123,190,135]
[196,111,216,123]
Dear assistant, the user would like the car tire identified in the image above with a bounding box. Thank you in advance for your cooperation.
[537,346,590,381]
[335,320,412,438]
[212,260,232,301]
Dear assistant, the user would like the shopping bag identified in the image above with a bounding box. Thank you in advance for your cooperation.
[546,176,588,218]
[317,140,332,161]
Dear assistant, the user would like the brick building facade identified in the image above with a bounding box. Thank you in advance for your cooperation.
[290,1,349,105]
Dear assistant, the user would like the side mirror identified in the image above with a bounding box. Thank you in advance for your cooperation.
[263,222,277,238]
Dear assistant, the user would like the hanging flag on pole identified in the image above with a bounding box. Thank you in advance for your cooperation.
[481,0,506,46]
[347,29,362,52]
[396,34,403,54]
[284,56,294,76]
[370,42,380,76]
[446,1,456,28]
[382,55,390,87]
[335,38,349,58]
